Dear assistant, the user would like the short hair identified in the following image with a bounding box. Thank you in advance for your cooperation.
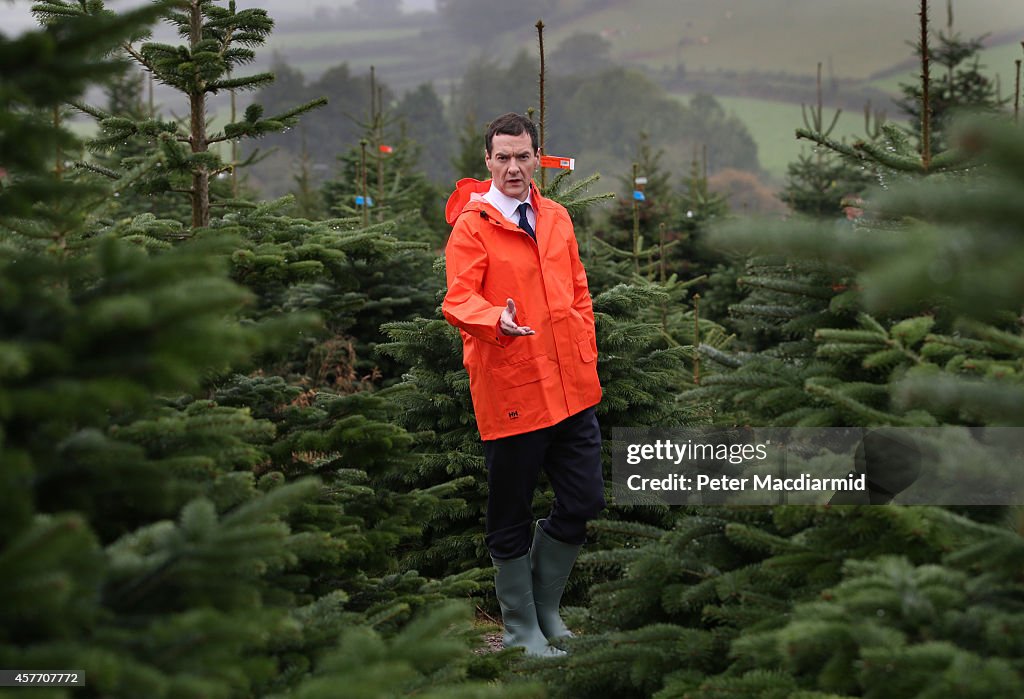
[485,112,539,155]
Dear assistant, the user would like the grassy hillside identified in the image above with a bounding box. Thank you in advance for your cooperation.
[260,2,1024,88]
[868,39,1024,98]
[672,94,879,181]
[540,0,1024,79]
[76,0,1011,197]
[254,1,1020,184]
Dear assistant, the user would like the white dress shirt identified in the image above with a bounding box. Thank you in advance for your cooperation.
[483,182,536,232]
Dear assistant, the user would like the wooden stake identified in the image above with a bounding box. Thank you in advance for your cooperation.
[946,0,954,90]
[230,80,238,198]
[536,19,547,188]
[188,0,210,229]
[1015,59,1021,124]
[693,294,701,385]
[632,162,640,275]
[376,85,384,221]
[919,0,932,171]
[659,222,667,333]
[369,65,376,124]
[360,139,369,228]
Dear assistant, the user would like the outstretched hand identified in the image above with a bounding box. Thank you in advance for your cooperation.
[499,298,535,336]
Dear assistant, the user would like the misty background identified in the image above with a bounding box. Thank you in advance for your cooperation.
[4,0,1022,205]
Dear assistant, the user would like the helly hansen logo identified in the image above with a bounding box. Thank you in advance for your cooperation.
[507,409,519,420]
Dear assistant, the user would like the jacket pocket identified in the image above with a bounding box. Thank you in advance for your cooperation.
[490,354,556,389]
[577,337,596,363]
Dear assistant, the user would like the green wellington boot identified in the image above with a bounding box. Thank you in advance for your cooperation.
[531,521,582,640]
[492,553,565,657]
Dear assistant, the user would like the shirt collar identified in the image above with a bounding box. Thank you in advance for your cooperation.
[485,181,533,220]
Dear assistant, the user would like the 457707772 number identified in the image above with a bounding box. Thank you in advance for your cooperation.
[0,671,84,687]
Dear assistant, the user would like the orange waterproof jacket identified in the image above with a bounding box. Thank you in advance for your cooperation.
[442,178,602,440]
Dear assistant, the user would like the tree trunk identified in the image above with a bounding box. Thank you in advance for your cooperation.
[189,0,209,229]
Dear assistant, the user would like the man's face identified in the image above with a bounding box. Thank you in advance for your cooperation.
[485,132,538,201]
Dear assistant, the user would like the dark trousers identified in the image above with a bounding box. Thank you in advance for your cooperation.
[483,406,605,560]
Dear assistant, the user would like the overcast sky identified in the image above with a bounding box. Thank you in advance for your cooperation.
[0,0,437,34]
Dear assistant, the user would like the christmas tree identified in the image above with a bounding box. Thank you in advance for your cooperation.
[2,3,532,696]
[895,0,1006,155]
[780,63,876,218]
[517,3,1023,696]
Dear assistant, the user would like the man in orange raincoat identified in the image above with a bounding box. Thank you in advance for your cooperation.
[442,112,604,657]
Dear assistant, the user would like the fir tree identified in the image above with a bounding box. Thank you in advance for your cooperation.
[525,505,1023,698]
[37,0,327,230]
[587,140,683,292]
[289,126,327,220]
[307,69,459,385]
[2,4,527,696]
[895,0,1006,155]
[322,67,447,246]
[61,1,437,389]
[522,6,1024,697]
[675,146,729,266]
[83,62,246,225]
[0,3,167,227]
[603,133,676,262]
[781,64,876,218]
[1,9,326,696]
[691,0,1009,428]
[700,117,1023,429]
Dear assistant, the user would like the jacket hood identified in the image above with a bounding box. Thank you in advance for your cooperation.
[445,178,491,225]
[445,178,543,225]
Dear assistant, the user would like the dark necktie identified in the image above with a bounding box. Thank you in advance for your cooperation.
[516,202,535,240]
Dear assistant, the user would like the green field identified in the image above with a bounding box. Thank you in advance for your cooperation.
[261,26,416,79]
[65,1,1020,188]
[246,2,1024,91]
[868,39,1024,98]
[672,93,885,181]
[539,0,1024,80]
